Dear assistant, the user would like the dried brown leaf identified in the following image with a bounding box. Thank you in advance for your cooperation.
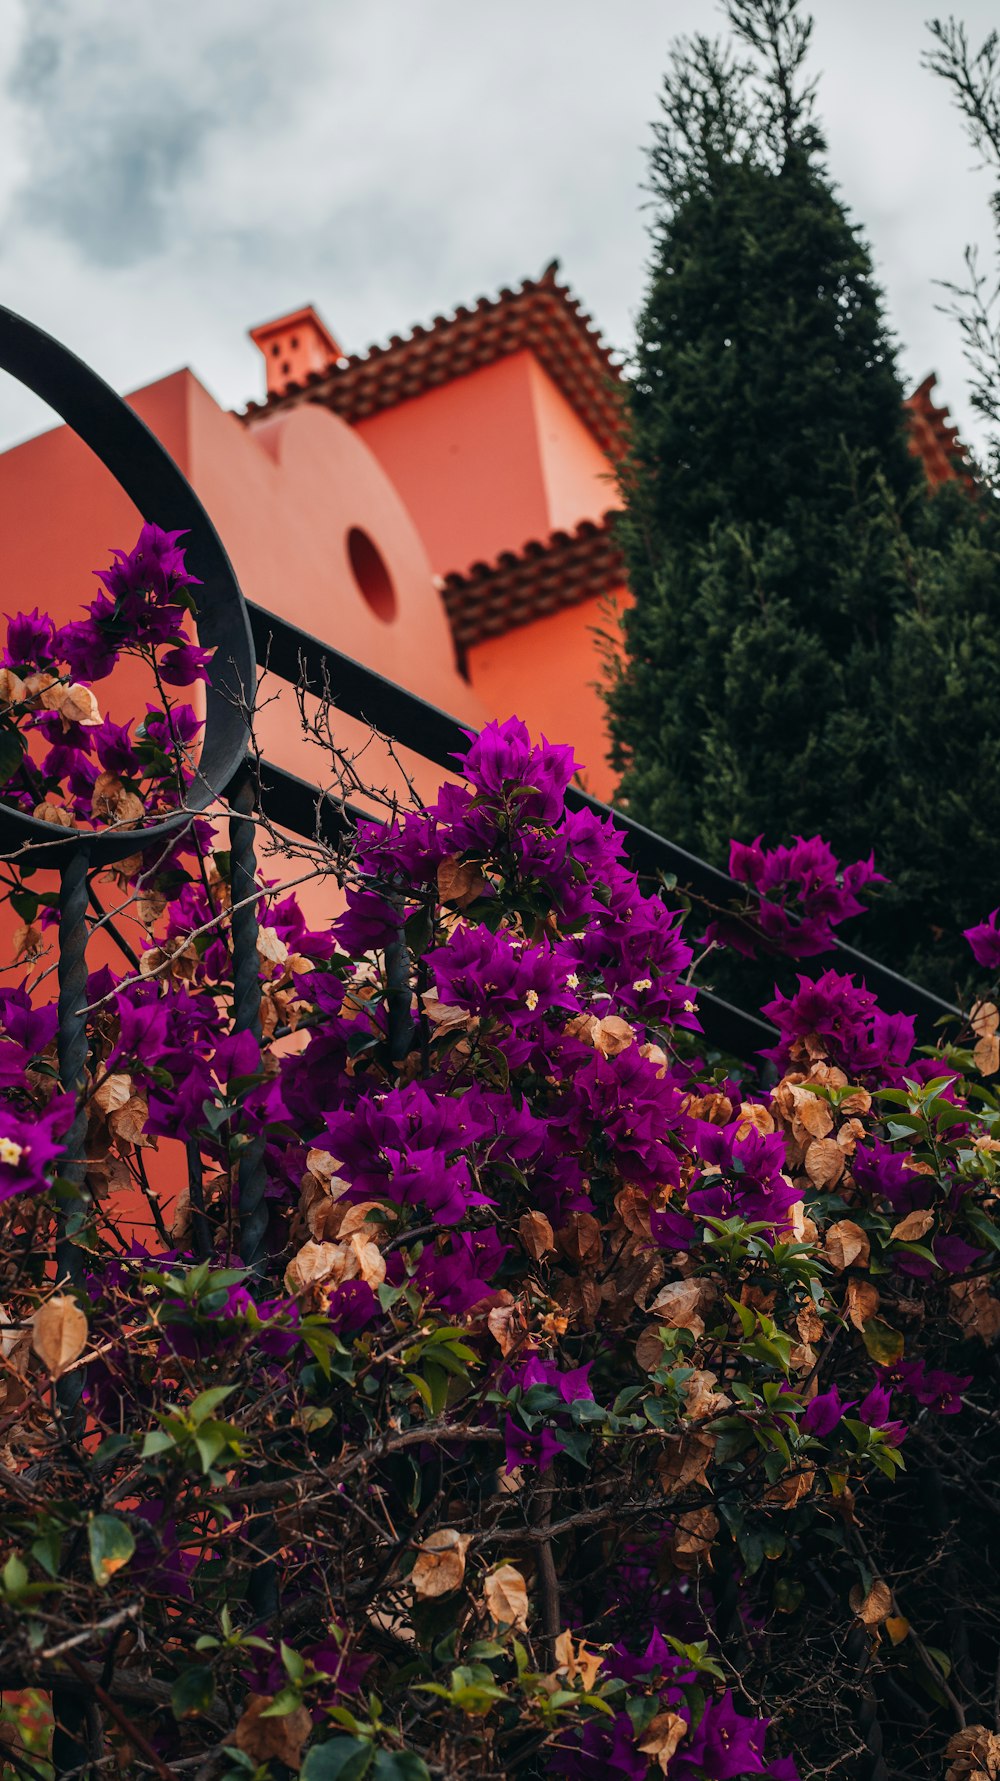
[92,1073,132,1117]
[850,1578,893,1627]
[594,1015,635,1058]
[650,1278,711,1336]
[638,1711,687,1773]
[11,922,43,962]
[840,1086,873,1116]
[484,1563,528,1629]
[437,855,486,908]
[108,1094,150,1148]
[671,1506,719,1569]
[944,1726,1000,1781]
[889,1208,934,1243]
[845,1278,879,1331]
[556,1212,602,1268]
[232,1695,312,1768]
[31,1296,88,1377]
[824,1220,870,1272]
[519,1210,555,1260]
[411,1528,471,1598]
[805,1137,846,1189]
[553,1629,604,1691]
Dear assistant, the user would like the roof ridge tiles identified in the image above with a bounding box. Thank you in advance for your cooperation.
[240,269,625,453]
[439,510,625,656]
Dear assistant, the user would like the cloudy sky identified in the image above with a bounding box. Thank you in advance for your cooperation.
[1,0,998,453]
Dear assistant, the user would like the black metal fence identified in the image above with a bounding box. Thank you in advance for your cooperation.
[0,306,955,1779]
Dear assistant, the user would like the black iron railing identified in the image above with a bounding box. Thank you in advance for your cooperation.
[246,600,959,1062]
[0,305,954,1781]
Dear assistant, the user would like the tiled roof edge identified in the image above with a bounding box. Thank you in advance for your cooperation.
[239,267,626,455]
[440,509,625,652]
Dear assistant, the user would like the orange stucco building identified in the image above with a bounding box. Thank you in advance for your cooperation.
[0,264,964,818]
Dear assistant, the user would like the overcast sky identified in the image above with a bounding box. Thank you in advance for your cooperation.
[1,0,998,454]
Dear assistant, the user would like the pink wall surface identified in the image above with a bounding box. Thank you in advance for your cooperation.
[353,352,617,578]
[353,351,549,576]
[528,357,619,536]
[465,589,630,805]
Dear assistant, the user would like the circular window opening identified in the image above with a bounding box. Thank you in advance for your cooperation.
[347,527,397,622]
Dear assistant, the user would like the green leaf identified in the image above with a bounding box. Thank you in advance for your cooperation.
[2,1554,28,1596]
[88,1516,136,1587]
[302,1738,375,1781]
[861,1319,905,1365]
[30,1530,62,1580]
[372,1748,432,1777]
[189,1385,236,1425]
[171,1665,216,1720]
[141,1428,176,1459]
[260,1687,303,1716]
[9,888,38,922]
[194,1423,234,1473]
[0,725,26,786]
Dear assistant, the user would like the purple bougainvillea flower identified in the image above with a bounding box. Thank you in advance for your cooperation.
[687,1117,797,1230]
[675,1691,777,1781]
[457,715,580,826]
[762,969,915,1081]
[876,1357,971,1414]
[141,702,203,753]
[3,606,56,671]
[330,886,401,955]
[93,524,198,603]
[709,835,885,962]
[0,1100,68,1203]
[322,1083,493,1225]
[93,716,141,778]
[55,608,121,682]
[801,1385,849,1437]
[857,1382,907,1445]
[157,642,215,686]
[965,909,1000,973]
[0,985,58,1068]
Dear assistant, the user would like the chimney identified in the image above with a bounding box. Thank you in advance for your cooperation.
[249,304,342,399]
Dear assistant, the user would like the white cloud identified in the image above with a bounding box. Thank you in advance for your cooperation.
[1,0,997,452]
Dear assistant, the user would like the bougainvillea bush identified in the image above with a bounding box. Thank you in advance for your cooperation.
[2,531,1000,1780]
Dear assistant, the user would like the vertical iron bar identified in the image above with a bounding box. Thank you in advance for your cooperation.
[226,762,278,1629]
[185,1139,213,1261]
[228,761,268,1270]
[847,1623,888,1781]
[52,847,92,1778]
[385,901,414,1068]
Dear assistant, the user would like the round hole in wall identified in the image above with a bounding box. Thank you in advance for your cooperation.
[347,527,397,622]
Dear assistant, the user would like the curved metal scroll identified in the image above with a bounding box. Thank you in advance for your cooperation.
[0,304,254,864]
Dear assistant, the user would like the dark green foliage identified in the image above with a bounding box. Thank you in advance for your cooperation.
[608,1,1000,994]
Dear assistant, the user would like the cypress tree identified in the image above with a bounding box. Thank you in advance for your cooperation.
[608,0,1000,994]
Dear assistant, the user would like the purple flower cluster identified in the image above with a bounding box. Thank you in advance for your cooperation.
[965,908,1000,972]
[58,523,207,684]
[502,1355,595,1471]
[762,970,915,1080]
[0,1099,67,1204]
[560,1632,797,1780]
[707,835,885,960]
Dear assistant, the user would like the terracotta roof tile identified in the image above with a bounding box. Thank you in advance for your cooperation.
[441,511,625,657]
[242,265,627,457]
[905,374,971,486]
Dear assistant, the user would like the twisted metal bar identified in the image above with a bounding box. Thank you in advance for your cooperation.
[52,849,92,1777]
[385,897,415,1067]
[185,1139,213,1262]
[55,849,90,1356]
[847,1623,889,1781]
[228,762,268,1272]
